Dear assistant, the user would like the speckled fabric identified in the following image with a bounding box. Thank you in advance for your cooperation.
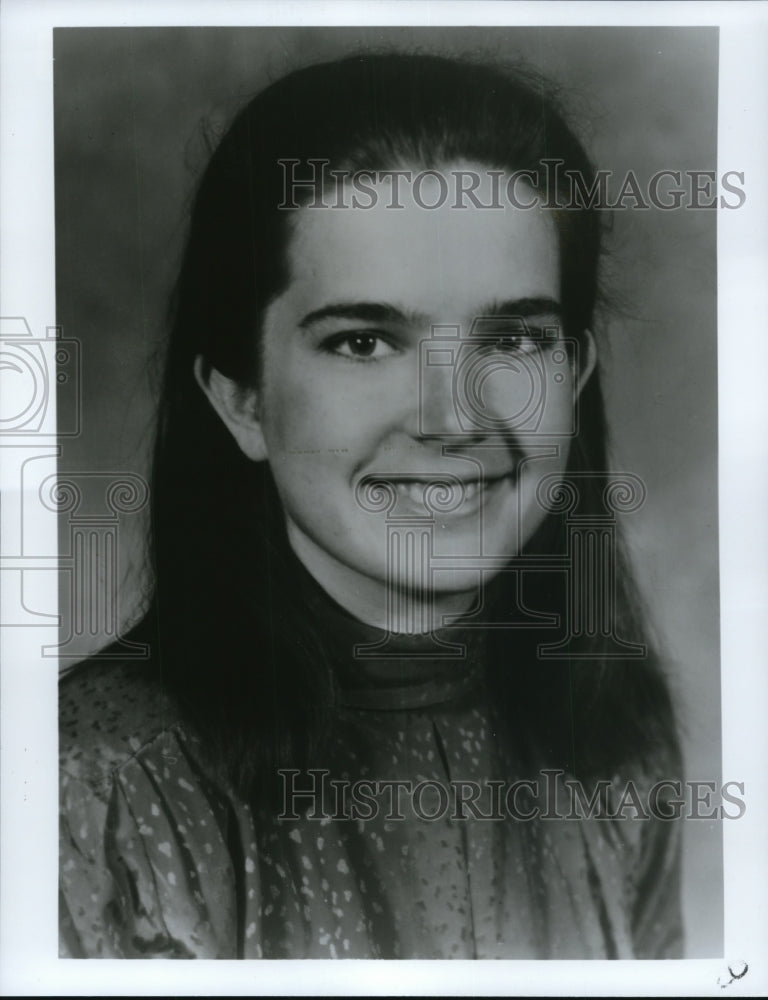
[60,587,683,959]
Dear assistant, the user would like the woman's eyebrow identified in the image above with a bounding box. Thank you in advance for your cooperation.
[482,296,562,319]
[297,296,562,331]
[298,302,426,330]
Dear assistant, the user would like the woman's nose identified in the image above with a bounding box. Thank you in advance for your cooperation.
[408,338,547,443]
[410,345,486,442]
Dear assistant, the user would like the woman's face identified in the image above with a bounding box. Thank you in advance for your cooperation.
[210,165,592,624]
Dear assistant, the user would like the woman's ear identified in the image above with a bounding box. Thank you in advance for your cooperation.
[193,355,268,462]
[575,329,598,396]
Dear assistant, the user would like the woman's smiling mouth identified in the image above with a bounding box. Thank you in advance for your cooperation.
[363,473,515,512]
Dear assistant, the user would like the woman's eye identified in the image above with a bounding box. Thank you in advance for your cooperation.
[475,325,561,355]
[324,332,398,361]
[477,333,539,355]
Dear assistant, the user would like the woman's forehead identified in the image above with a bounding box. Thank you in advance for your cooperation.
[280,167,560,325]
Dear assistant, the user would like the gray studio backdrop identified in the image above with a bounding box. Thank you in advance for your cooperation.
[54,26,721,956]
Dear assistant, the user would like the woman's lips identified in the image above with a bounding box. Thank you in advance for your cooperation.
[375,474,515,512]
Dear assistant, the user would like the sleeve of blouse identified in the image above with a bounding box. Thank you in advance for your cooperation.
[59,770,124,957]
[61,765,192,958]
[60,765,206,959]
[630,809,685,959]
[59,664,236,958]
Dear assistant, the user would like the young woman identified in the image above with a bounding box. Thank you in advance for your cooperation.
[59,52,683,959]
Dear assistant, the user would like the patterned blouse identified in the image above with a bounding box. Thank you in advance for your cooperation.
[59,583,683,959]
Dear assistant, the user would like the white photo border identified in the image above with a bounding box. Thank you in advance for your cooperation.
[1,1,766,995]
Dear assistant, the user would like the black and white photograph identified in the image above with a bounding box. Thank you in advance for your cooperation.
[1,2,767,995]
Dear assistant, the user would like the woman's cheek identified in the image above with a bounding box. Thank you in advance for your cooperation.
[534,368,579,440]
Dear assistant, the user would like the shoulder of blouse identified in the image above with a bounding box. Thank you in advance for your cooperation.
[59,656,182,794]
[58,657,246,959]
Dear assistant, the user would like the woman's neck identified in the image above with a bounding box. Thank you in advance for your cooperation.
[286,521,478,633]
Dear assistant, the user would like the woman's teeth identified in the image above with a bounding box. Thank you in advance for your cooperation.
[393,480,489,503]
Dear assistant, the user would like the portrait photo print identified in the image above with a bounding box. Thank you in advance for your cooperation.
[51,26,723,960]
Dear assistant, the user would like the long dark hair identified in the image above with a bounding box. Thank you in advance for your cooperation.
[132,53,679,801]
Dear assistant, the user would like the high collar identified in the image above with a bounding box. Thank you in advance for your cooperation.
[292,555,488,712]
